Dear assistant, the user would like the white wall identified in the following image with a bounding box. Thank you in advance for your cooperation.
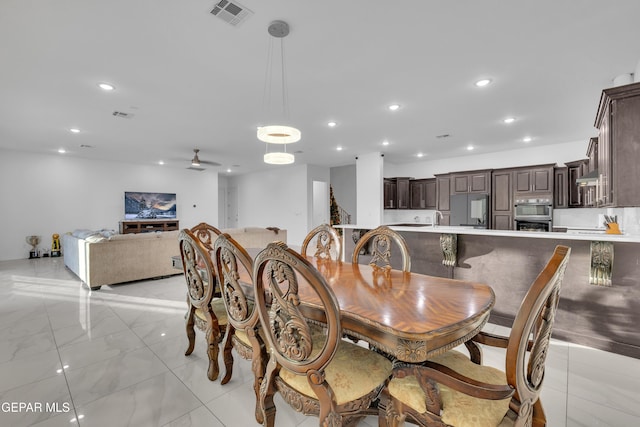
[0,149,218,261]
[330,164,357,222]
[384,140,587,178]
[218,175,228,229]
[356,152,384,227]
[306,165,331,229]
[229,164,308,246]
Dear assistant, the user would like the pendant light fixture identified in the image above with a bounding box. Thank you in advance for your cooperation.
[259,20,300,165]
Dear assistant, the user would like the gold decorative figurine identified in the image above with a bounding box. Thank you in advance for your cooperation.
[51,233,61,257]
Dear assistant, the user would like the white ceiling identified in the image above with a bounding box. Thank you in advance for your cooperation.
[1,0,639,175]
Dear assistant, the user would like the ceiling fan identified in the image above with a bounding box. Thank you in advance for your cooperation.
[187,148,221,171]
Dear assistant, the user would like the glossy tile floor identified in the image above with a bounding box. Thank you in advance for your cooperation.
[1,257,639,427]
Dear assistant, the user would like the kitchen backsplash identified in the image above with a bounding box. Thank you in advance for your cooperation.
[385,207,640,235]
[553,207,640,235]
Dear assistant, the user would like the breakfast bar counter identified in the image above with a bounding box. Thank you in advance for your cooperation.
[337,224,640,359]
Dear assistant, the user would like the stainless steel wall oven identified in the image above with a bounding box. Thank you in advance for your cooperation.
[514,196,552,232]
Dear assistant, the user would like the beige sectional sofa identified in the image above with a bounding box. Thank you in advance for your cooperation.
[62,226,286,290]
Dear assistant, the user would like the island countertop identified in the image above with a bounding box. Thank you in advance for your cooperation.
[334,224,640,243]
[337,222,640,359]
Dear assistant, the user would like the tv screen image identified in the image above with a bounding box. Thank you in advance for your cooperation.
[124,192,177,219]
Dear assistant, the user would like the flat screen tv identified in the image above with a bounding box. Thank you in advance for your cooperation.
[124,191,177,220]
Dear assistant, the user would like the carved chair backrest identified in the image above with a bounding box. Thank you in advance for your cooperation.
[212,233,258,332]
[301,224,342,261]
[179,229,216,310]
[506,245,571,422]
[190,222,223,253]
[352,226,411,272]
[253,241,341,377]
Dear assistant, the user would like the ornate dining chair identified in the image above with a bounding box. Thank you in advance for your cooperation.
[190,222,222,252]
[253,241,393,427]
[212,233,266,423]
[179,228,227,381]
[380,245,571,427]
[352,226,411,272]
[301,223,342,261]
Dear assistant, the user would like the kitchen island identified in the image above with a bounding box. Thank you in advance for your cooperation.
[336,224,640,359]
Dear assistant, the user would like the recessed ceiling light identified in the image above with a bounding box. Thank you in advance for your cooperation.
[475,79,492,87]
[388,104,400,111]
[227,168,232,173]
[69,128,80,133]
[97,82,115,91]
[58,148,66,154]
[382,140,390,146]
[327,121,337,127]
[158,160,164,165]
[503,117,516,124]
[417,153,424,158]
[523,136,532,142]
[467,145,474,151]
[336,146,343,151]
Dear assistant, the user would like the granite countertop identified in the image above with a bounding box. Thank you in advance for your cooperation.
[334,224,640,243]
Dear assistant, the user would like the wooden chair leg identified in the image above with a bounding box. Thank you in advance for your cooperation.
[249,330,266,424]
[531,399,547,427]
[464,340,483,364]
[221,324,234,385]
[184,306,196,356]
[259,357,278,427]
[206,325,220,381]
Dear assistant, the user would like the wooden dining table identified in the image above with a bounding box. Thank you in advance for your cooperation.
[173,249,495,363]
[245,249,495,363]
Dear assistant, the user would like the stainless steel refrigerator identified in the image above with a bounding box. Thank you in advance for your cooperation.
[449,194,489,228]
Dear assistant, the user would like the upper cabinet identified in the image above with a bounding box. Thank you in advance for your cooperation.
[435,174,451,225]
[450,170,491,194]
[513,164,555,194]
[410,178,436,209]
[383,178,397,209]
[554,166,568,209]
[491,168,514,230]
[564,159,588,207]
[594,82,640,207]
[383,177,410,209]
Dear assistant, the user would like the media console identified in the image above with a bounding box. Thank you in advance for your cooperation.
[119,219,179,234]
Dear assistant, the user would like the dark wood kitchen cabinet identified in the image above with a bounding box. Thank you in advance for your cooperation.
[491,168,514,230]
[450,170,491,195]
[594,82,640,207]
[396,178,410,209]
[383,177,410,209]
[564,159,588,207]
[554,166,568,209]
[513,164,555,194]
[383,178,397,209]
[584,137,598,206]
[410,178,436,209]
[435,173,451,225]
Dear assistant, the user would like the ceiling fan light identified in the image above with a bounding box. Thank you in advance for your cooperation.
[264,152,294,165]
[257,125,301,144]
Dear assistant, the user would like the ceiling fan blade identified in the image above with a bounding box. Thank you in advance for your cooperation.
[200,160,221,166]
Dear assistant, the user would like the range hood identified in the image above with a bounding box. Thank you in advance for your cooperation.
[576,170,599,186]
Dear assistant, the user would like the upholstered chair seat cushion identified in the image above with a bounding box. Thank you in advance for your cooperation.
[194,298,228,326]
[279,338,392,405]
[388,350,511,427]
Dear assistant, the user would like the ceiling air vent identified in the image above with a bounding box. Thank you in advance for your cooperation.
[210,0,253,26]
[112,111,134,119]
